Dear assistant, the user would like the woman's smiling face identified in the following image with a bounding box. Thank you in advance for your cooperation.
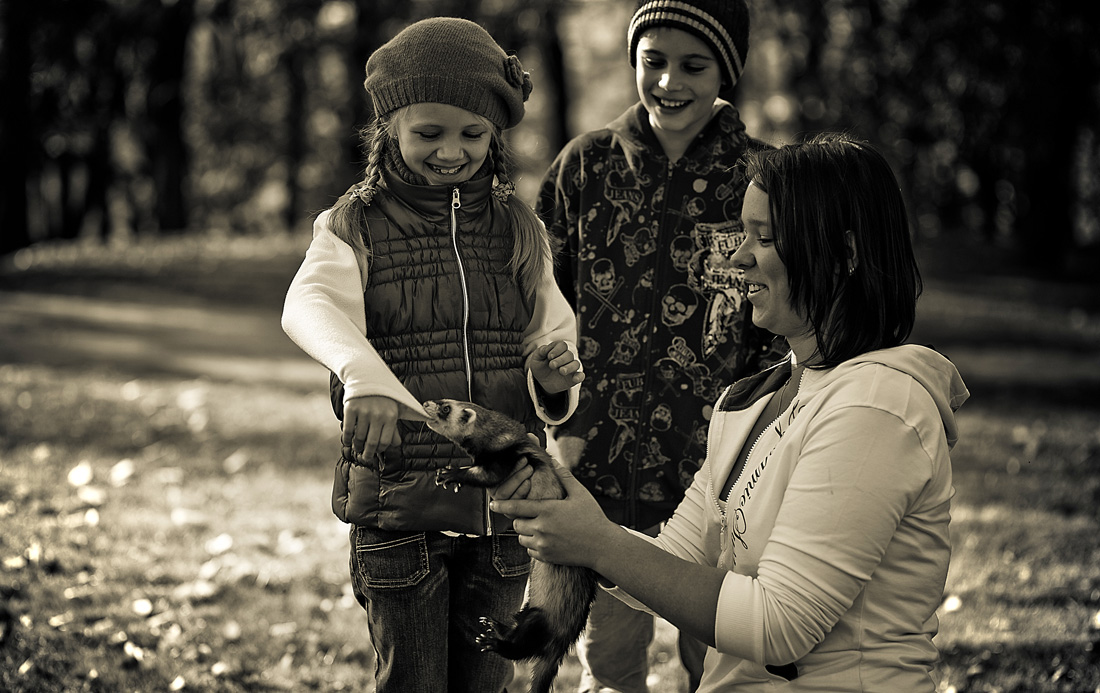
[733,183,816,358]
[393,103,492,186]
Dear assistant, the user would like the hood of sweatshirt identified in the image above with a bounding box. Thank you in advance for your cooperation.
[603,98,737,166]
[805,344,970,448]
[721,345,969,449]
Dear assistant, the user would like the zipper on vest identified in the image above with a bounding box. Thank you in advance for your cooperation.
[450,186,490,536]
[450,187,474,401]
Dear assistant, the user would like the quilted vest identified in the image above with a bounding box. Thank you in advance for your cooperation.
[331,168,539,534]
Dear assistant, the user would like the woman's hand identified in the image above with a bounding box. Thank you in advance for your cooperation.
[528,341,585,394]
[491,463,618,568]
[341,395,401,463]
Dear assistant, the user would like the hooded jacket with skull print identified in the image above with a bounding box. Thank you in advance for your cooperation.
[537,101,784,532]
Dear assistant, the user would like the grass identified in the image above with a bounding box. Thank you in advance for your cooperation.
[1,233,1098,692]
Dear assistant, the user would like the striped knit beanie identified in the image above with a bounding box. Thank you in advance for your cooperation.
[364,17,533,130]
[627,0,750,98]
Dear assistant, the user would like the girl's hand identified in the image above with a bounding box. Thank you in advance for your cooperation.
[342,395,401,463]
[529,341,585,394]
[490,463,614,567]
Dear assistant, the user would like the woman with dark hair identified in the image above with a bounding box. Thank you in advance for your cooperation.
[492,133,969,692]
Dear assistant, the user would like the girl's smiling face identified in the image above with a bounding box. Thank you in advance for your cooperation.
[393,103,493,186]
[635,27,723,144]
[733,183,817,360]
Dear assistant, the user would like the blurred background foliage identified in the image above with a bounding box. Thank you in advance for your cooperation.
[2,0,1099,279]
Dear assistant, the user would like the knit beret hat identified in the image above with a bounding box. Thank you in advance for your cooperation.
[627,0,750,98]
[363,17,533,130]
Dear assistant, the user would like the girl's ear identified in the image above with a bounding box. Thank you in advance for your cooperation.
[844,229,858,275]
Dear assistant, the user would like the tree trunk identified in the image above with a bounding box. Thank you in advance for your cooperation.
[284,46,307,230]
[146,0,195,233]
[0,0,33,255]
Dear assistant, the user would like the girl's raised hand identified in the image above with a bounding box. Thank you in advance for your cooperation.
[342,395,401,463]
[529,340,585,394]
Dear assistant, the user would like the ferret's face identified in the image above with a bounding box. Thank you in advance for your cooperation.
[422,399,480,440]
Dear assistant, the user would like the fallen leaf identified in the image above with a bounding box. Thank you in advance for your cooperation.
[942,594,963,613]
[223,620,242,640]
[205,533,234,556]
[171,508,207,527]
[269,622,297,637]
[48,612,74,628]
[110,459,135,487]
[123,640,145,662]
[132,598,153,616]
[223,449,249,474]
[3,556,26,570]
[68,461,93,487]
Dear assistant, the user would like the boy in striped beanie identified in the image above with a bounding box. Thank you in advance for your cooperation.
[628,0,750,101]
[536,1,783,691]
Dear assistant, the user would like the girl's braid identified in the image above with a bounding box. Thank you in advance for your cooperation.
[362,121,388,196]
[490,145,516,203]
[348,120,388,205]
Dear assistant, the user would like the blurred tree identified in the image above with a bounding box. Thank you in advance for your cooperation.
[751,0,1100,275]
[3,0,1095,278]
[342,0,415,179]
[143,0,195,233]
[476,0,571,179]
[0,0,33,255]
[276,0,331,230]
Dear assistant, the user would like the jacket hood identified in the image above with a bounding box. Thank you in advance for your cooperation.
[811,344,970,448]
[604,99,736,164]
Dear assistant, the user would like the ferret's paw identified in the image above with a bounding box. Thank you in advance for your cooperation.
[475,616,507,652]
[434,469,463,492]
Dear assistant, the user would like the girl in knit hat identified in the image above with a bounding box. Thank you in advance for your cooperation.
[281,17,584,693]
[535,1,783,691]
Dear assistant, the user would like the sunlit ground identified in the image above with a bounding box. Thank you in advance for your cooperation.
[1,235,1098,692]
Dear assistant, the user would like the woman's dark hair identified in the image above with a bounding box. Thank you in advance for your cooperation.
[743,132,922,367]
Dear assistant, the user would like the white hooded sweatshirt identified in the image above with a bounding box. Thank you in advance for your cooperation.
[610,344,969,692]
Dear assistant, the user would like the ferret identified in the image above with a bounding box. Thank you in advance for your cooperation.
[422,398,598,693]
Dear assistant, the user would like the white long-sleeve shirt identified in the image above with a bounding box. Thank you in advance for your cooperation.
[281,209,580,423]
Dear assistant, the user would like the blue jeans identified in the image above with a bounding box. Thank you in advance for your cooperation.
[350,527,531,693]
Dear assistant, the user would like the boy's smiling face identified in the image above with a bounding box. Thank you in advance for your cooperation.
[635,27,724,145]
[393,103,492,186]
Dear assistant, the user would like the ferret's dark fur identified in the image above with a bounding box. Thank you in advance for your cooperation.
[422,398,598,693]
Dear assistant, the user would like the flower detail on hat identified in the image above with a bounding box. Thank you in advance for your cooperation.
[503,55,533,103]
[348,184,375,206]
[491,179,516,204]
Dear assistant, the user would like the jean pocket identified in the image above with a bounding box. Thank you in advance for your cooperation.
[352,527,431,589]
[492,532,532,579]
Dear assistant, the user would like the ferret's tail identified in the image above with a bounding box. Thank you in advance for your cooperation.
[478,564,599,693]
[528,636,569,693]
[480,607,572,693]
